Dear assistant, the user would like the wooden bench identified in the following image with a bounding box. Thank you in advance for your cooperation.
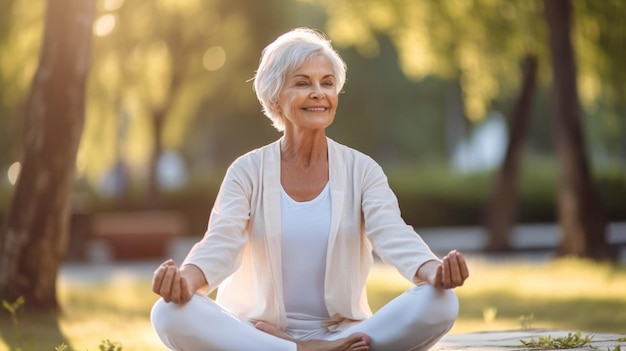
[91,211,186,260]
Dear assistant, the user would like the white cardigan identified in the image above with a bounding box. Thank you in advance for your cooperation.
[183,137,438,331]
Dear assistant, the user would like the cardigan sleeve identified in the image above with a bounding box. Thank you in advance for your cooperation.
[359,158,439,283]
[183,156,253,291]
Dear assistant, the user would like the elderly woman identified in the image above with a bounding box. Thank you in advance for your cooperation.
[151,28,469,351]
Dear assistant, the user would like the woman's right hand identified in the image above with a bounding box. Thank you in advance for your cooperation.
[152,259,198,304]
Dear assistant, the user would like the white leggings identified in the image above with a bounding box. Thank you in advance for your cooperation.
[151,284,458,351]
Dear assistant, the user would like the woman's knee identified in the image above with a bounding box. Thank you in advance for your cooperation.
[434,287,459,327]
[151,298,182,337]
[151,296,204,340]
[354,285,459,350]
[407,284,459,328]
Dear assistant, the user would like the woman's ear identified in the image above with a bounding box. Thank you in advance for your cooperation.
[270,100,281,115]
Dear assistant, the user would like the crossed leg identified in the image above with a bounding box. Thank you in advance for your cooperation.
[329,285,458,351]
[255,321,370,351]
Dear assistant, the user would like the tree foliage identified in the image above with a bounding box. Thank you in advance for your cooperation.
[571,0,626,161]
[82,0,262,193]
[0,0,44,170]
[311,0,547,122]
[309,0,626,139]
[309,0,624,259]
[80,0,328,194]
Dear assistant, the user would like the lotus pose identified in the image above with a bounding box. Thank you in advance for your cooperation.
[151,27,469,351]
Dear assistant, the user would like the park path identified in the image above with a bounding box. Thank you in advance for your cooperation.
[76,221,626,265]
[61,221,626,284]
[434,329,625,350]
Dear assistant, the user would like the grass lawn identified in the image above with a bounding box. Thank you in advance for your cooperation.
[1,256,625,351]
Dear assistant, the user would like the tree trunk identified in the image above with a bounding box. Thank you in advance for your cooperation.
[0,0,96,309]
[485,55,538,251]
[543,0,614,260]
[146,69,182,207]
[148,109,165,207]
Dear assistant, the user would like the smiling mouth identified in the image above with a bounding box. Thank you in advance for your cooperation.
[304,107,327,111]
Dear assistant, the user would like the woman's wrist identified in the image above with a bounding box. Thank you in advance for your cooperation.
[414,259,440,285]
[181,264,209,292]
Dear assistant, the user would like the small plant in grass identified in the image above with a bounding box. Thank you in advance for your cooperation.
[53,340,123,351]
[2,296,25,350]
[99,339,123,351]
[53,340,124,351]
[519,313,535,330]
[520,331,594,349]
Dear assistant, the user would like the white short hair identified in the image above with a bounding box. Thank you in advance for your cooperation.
[253,28,347,131]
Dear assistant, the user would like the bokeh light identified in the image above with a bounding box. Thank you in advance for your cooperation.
[104,0,124,12]
[7,161,21,185]
[202,46,226,71]
[94,14,116,37]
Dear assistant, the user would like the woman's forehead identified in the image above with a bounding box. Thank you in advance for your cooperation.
[288,55,335,77]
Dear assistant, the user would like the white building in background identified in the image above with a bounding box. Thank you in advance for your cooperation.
[157,151,187,190]
[452,111,508,173]
[99,151,187,196]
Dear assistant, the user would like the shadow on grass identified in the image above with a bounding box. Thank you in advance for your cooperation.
[0,309,72,351]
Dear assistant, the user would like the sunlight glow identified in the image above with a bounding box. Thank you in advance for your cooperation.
[94,14,117,37]
[578,73,600,106]
[202,46,226,71]
[458,42,497,122]
[396,30,434,80]
[160,0,202,14]
[365,2,394,31]
[7,162,21,185]
[104,0,124,12]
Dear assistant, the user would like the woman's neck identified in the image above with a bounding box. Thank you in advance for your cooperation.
[280,131,327,167]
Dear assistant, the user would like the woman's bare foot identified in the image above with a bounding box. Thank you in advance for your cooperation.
[300,334,370,351]
[255,321,370,351]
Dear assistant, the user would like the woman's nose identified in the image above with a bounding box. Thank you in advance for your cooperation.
[310,83,324,98]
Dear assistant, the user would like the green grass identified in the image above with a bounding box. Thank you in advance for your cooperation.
[368,256,626,334]
[1,257,625,350]
[519,331,594,349]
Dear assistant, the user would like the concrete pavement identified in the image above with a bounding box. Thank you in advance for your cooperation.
[434,329,626,350]
[417,222,626,260]
[79,221,626,264]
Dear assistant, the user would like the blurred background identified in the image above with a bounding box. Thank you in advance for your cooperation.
[1,0,625,349]
[0,0,625,261]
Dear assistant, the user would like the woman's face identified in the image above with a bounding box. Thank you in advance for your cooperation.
[276,54,338,132]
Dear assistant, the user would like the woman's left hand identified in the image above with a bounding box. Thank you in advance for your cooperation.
[418,250,469,289]
[436,250,469,289]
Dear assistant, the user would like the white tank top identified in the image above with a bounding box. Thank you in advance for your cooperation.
[280,182,331,320]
